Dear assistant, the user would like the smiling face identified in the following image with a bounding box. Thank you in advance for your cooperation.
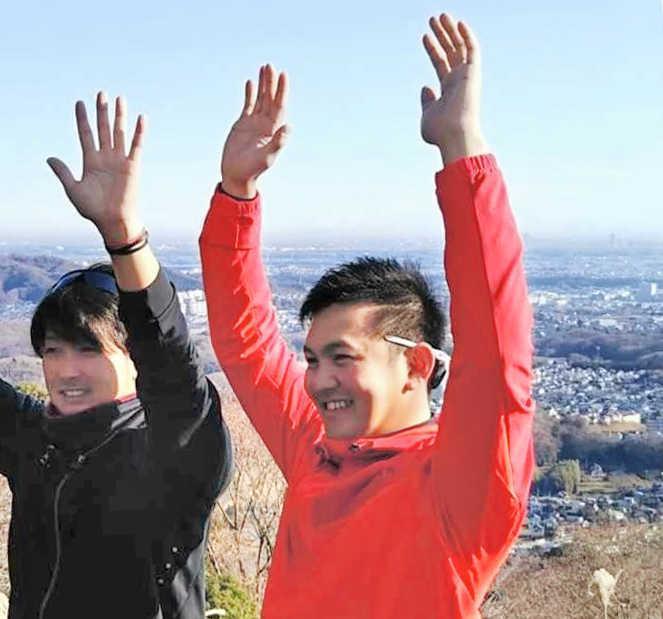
[303,302,414,439]
[41,334,137,416]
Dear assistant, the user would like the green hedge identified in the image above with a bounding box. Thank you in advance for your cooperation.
[206,561,258,619]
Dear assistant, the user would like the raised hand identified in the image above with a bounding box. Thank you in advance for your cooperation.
[47,93,146,247]
[421,14,487,164]
[221,64,289,198]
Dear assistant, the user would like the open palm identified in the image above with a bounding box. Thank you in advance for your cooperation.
[221,65,289,195]
[47,93,146,245]
[420,15,482,149]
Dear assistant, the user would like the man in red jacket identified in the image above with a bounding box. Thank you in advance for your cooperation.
[200,13,534,618]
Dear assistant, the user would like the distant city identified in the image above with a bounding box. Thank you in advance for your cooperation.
[1,241,662,432]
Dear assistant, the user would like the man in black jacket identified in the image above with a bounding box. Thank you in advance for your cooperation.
[0,92,232,618]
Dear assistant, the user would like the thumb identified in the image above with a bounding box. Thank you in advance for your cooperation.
[264,124,291,156]
[420,86,436,111]
[46,158,76,193]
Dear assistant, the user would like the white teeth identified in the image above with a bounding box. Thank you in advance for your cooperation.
[325,400,352,411]
[62,389,85,397]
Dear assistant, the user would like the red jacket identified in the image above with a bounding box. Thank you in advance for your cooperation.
[199,155,534,618]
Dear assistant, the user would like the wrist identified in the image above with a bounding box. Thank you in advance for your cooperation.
[438,128,488,166]
[105,229,149,256]
[221,177,257,200]
[97,219,145,248]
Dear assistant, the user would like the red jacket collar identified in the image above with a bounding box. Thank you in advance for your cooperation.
[317,417,439,467]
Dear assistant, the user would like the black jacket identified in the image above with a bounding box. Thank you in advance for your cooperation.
[0,269,232,619]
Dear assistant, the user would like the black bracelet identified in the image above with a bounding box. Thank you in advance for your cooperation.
[105,229,149,256]
[217,182,257,202]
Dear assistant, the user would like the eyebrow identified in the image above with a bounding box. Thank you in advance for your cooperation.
[43,334,101,349]
[303,340,359,356]
[43,335,63,343]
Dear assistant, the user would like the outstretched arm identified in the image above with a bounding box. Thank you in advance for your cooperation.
[220,65,290,199]
[48,95,230,483]
[420,14,487,165]
[422,14,534,576]
[200,66,320,479]
[0,380,45,478]
[47,93,158,290]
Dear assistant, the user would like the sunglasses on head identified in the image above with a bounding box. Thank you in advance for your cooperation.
[48,267,118,296]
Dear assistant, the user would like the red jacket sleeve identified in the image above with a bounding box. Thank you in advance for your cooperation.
[199,189,322,480]
[432,156,535,571]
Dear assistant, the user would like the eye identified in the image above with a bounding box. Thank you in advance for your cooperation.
[304,357,318,368]
[78,345,100,355]
[42,345,59,356]
[333,354,354,365]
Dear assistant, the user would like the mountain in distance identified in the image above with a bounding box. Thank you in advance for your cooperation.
[0,254,201,304]
[0,255,80,303]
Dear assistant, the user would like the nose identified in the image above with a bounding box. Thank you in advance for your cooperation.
[305,363,340,396]
[57,350,84,380]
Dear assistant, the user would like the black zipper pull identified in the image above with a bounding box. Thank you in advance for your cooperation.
[69,454,87,470]
[38,444,56,468]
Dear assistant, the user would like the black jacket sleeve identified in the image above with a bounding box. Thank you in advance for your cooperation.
[118,268,232,496]
[0,379,45,479]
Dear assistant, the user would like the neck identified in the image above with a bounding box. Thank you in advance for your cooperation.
[377,390,432,435]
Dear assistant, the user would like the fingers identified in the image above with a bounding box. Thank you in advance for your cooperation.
[113,96,127,154]
[75,101,96,155]
[423,34,450,81]
[128,114,147,162]
[429,16,456,62]
[241,79,256,116]
[420,86,437,111]
[458,21,479,64]
[424,13,469,80]
[264,64,276,101]
[438,14,466,63]
[78,92,142,158]
[252,64,287,117]
[46,157,76,193]
[274,71,288,110]
[96,92,112,150]
[254,66,266,115]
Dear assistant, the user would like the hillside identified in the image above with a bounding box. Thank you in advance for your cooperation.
[482,524,663,618]
[0,254,202,304]
[0,356,43,385]
[0,255,79,303]
[538,330,663,371]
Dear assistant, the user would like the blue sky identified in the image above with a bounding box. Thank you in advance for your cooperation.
[1,0,662,245]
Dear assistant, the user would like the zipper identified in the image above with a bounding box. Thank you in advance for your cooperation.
[36,430,122,619]
[37,470,72,619]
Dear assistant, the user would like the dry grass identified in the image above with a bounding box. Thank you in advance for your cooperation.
[482,524,663,618]
[206,377,285,601]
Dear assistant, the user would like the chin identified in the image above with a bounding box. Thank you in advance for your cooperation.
[323,420,364,440]
[319,405,369,439]
[325,428,351,440]
[55,403,89,416]
[51,396,97,416]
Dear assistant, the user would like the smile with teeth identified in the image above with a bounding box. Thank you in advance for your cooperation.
[324,399,353,411]
[60,389,88,398]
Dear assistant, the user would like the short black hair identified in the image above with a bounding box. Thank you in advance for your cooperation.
[300,256,446,354]
[30,264,127,356]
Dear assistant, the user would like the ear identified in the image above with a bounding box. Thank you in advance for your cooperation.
[123,354,138,381]
[404,343,436,390]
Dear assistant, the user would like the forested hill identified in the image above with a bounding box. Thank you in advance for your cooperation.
[0,254,201,303]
